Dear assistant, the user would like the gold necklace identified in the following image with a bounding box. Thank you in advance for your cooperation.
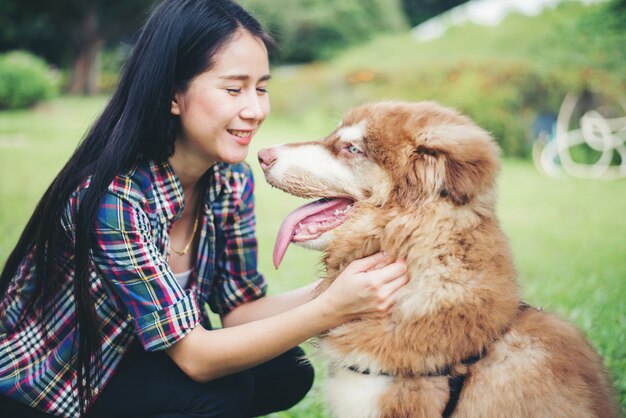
[170,211,200,257]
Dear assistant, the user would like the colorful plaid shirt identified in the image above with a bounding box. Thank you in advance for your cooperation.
[0,160,266,417]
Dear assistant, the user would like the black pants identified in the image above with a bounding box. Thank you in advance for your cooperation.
[1,344,314,418]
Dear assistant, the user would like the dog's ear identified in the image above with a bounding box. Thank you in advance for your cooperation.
[435,124,501,206]
[392,122,500,206]
[390,144,446,206]
[441,149,495,205]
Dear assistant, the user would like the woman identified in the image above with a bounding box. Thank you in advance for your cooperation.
[0,0,408,417]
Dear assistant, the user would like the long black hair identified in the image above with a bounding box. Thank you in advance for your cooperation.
[0,0,274,414]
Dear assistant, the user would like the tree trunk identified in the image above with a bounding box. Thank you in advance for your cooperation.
[68,5,102,95]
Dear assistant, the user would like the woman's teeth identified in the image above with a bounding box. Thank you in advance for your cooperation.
[229,129,251,138]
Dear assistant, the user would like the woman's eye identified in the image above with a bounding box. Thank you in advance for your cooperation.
[256,87,268,94]
[347,145,362,154]
[226,88,241,95]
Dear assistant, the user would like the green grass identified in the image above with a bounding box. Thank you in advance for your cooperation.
[1,96,624,416]
[0,96,108,257]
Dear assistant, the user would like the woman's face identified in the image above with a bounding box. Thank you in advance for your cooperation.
[171,30,271,168]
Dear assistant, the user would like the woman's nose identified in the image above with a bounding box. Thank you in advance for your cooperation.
[240,94,268,121]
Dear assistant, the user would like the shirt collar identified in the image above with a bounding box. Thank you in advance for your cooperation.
[148,160,233,225]
[205,162,233,204]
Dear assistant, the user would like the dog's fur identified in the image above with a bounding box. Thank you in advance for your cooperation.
[259,101,618,418]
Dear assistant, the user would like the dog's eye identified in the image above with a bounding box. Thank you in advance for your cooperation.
[347,145,362,154]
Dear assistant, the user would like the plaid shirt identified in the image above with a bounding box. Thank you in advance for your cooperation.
[0,160,267,417]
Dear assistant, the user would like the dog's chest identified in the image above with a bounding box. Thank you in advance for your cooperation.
[324,366,394,418]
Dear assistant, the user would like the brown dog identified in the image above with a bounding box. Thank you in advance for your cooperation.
[258,101,618,418]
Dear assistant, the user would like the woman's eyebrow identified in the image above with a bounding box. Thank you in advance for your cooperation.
[219,74,272,82]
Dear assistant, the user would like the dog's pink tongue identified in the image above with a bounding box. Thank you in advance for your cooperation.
[273,198,351,269]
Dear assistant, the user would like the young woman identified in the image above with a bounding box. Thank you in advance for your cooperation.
[0,0,408,417]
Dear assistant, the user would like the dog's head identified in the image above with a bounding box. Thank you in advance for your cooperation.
[259,101,501,267]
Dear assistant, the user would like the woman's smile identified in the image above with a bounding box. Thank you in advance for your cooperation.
[228,128,255,145]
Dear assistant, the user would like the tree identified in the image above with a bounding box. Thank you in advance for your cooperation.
[400,0,470,26]
[241,0,407,63]
[0,0,155,95]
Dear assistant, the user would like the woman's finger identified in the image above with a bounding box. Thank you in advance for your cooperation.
[380,274,409,299]
[366,260,407,284]
[344,252,387,273]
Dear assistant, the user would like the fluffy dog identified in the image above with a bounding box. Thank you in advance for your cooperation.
[258,101,618,418]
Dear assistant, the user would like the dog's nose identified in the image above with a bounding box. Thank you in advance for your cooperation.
[257,147,277,170]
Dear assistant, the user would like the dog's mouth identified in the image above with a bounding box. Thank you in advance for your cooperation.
[273,198,355,268]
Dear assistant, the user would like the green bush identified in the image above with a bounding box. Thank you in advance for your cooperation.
[0,50,59,110]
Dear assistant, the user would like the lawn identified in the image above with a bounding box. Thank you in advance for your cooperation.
[1,96,625,416]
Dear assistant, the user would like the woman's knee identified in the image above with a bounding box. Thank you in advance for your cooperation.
[248,346,315,416]
[182,347,315,417]
[282,347,315,404]
[184,370,255,418]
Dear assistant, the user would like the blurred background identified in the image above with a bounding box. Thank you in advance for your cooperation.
[0,0,624,416]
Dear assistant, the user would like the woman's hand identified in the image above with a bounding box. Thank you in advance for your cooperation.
[316,252,408,325]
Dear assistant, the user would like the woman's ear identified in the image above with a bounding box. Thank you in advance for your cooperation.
[171,93,182,116]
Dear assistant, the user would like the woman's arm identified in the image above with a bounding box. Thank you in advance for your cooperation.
[220,279,321,327]
[166,252,407,382]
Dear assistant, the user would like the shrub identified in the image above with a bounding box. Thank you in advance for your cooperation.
[0,50,59,110]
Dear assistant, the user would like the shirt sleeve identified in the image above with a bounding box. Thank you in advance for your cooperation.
[209,165,267,314]
[92,190,200,351]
